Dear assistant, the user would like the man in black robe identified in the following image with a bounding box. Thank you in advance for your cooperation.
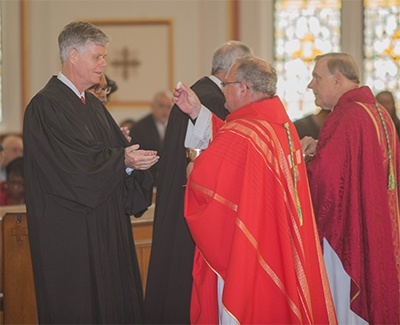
[293,109,330,139]
[130,90,173,187]
[23,21,158,324]
[144,41,253,324]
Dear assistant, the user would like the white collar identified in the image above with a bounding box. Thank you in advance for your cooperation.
[57,72,85,99]
[209,75,222,89]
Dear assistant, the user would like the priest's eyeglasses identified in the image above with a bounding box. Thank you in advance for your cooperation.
[91,85,112,95]
[221,81,249,89]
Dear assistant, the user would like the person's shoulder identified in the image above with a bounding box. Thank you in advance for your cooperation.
[134,114,153,125]
[192,77,221,95]
[86,91,101,104]
[181,76,226,117]
[28,77,65,106]
[324,103,371,139]
[194,81,224,103]
[294,115,313,127]
[337,100,377,124]
[191,76,212,87]
[131,114,154,130]
[294,115,317,138]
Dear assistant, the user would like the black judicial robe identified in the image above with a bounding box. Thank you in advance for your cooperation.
[23,76,152,324]
[130,114,163,186]
[294,114,321,139]
[144,77,228,324]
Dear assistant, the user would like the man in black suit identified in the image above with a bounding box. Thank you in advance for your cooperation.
[144,41,253,324]
[130,91,173,186]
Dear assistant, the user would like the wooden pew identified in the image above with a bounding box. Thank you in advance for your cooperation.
[0,205,27,324]
[2,212,37,324]
[0,205,154,324]
[131,210,154,295]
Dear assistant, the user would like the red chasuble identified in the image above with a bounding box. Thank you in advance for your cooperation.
[307,86,400,324]
[184,97,337,324]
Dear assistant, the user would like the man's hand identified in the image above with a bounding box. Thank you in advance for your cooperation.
[173,82,202,120]
[120,126,132,143]
[186,161,194,179]
[300,136,317,163]
[125,144,159,170]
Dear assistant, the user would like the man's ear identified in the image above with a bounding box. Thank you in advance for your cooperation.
[333,71,344,87]
[69,48,79,63]
[238,82,248,99]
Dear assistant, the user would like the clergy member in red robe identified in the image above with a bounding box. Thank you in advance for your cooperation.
[303,53,400,324]
[173,57,337,324]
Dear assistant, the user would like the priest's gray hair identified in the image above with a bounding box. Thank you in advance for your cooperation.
[234,57,277,97]
[58,21,110,64]
[211,41,253,75]
[314,53,360,84]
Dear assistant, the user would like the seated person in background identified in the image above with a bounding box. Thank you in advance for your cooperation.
[87,73,118,105]
[105,74,118,100]
[376,90,400,137]
[130,90,173,187]
[0,144,4,176]
[0,134,24,182]
[0,157,25,206]
[294,109,330,139]
[87,74,133,142]
[120,118,136,138]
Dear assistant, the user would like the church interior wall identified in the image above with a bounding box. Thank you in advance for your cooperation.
[0,0,363,135]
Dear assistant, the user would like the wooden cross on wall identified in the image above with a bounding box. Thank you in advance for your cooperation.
[110,47,141,80]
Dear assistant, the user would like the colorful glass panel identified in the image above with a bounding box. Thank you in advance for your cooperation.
[364,0,400,109]
[274,0,341,120]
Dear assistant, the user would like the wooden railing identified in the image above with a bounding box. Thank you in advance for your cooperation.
[0,205,154,324]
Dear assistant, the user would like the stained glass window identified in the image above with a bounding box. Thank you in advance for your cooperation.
[274,0,341,120]
[364,0,400,109]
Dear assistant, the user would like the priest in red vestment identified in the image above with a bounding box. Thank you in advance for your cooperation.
[173,57,337,324]
[303,53,400,324]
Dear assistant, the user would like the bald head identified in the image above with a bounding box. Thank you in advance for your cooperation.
[233,57,277,97]
[151,90,173,126]
[1,134,23,167]
[252,57,273,73]
[314,53,360,84]
[223,57,277,113]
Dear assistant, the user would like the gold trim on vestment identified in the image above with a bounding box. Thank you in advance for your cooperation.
[198,118,331,322]
[353,101,400,300]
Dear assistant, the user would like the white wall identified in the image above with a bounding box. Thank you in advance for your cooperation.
[1,0,233,133]
[0,0,364,134]
[1,0,23,134]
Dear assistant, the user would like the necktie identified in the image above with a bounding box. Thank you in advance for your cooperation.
[80,96,86,104]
